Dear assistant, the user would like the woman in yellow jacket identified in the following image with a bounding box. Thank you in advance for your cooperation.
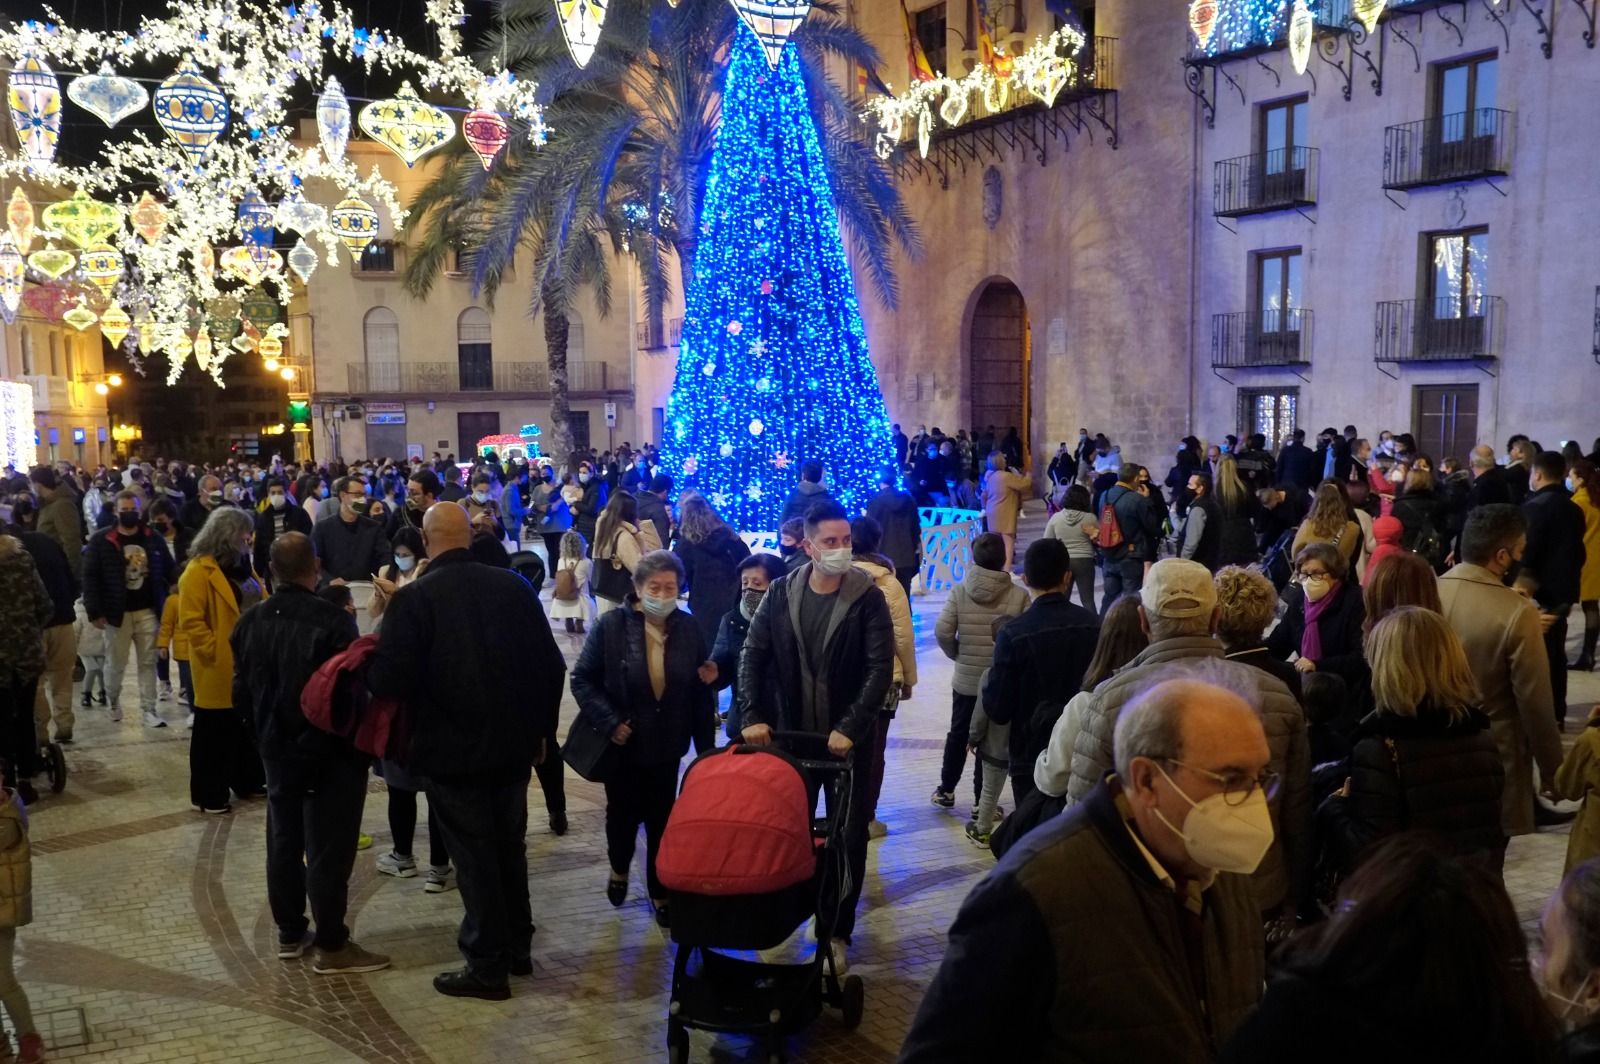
[1571,461,1600,671]
[178,508,262,813]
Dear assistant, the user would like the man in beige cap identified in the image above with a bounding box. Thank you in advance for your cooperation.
[1066,558,1311,924]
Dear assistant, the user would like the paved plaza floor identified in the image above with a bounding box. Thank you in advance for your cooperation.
[19,508,1599,1062]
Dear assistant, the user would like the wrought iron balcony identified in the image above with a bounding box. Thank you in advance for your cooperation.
[1375,296,1504,363]
[1213,310,1313,368]
[1214,147,1319,217]
[1382,109,1513,190]
[345,360,614,395]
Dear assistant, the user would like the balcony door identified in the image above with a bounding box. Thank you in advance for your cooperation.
[1255,249,1303,364]
[457,308,494,391]
[1257,97,1308,207]
[1430,54,1498,179]
[1425,228,1489,356]
[1412,384,1479,466]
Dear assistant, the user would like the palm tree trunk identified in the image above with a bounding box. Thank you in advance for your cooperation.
[541,281,578,471]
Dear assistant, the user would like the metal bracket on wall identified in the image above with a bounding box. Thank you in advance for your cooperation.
[1434,1,1469,47]
[1183,59,1218,129]
[1374,361,1401,381]
[1574,0,1599,47]
[1254,53,1282,88]
[1216,63,1247,108]
[1483,175,1508,197]
[1520,0,1556,56]
[1481,0,1513,50]
[1350,20,1386,96]
[1315,33,1355,100]
[1383,187,1409,210]
[1386,14,1422,72]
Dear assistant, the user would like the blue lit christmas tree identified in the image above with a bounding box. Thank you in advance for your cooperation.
[660,22,895,532]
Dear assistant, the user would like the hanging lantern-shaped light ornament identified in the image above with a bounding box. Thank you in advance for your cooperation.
[1188,0,1220,49]
[317,76,350,164]
[6,56,62,168]
[358,82,455,167]
[80,244,124,295]
[0,236,23,325]
[26,248,74,281]
[730,0,813,69]
[287,239,318,284]
[195,243,215,283]
[239,286,280,334]
[330,197,380,258]
[220,245,267,285]
[130,192,169,243]
[238,189,274,249]
[98,304,131,348]
[6,189,34,252]
[193,331,215,374]
[63,299,98,333]
[153,58,230,168]
[274,187,326,236]
[67,61,148,127]
[463,108,510,170]
[1287,0,1315,75]
[556,0,609,68]
[1351,0,1388,34]
[42,189,123,250]
[257,334,284,361]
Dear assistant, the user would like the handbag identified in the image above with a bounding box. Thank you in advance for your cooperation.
[593,531,634,601]
[562,713,621,783]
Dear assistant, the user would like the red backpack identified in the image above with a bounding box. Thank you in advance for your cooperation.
[657,746,818,896]
[1097,490,1125,550]
[299,634,410,762]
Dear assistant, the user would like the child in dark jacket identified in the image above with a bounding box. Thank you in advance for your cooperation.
[707,554,788,742]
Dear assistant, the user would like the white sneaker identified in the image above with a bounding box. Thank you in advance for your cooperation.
[144,711,167,728]
[375,851,417,878]
[424,864,455,893]
[185,713,195,730]
[110,703,123,722]
[826,938,850,975]
[158,682,173,702]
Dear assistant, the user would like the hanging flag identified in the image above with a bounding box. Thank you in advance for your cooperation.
[900,0,937,82]
[973,0,998,71]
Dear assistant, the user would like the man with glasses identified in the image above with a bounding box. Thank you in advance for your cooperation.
[1067,558,1310,926]
[901,675,1273,1061]
[310,476,391,588]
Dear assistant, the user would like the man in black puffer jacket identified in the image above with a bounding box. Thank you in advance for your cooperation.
[737,501,894,974]
[367,503,566,1001]
[230,533,387,976]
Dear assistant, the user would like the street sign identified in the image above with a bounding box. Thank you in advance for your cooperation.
[604,402,617,427]
[366,413,405,425]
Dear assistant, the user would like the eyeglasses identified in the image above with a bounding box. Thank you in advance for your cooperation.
[1295,570,1330,582]
[1161,759,1281,806]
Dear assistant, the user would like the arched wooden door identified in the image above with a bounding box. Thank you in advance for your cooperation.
[968,281,1030,460]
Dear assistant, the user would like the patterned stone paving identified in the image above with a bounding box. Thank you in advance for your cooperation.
[15,506,1597,1062]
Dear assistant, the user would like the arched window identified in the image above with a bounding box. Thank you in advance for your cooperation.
[363,307,400,391]
[457,307,493,391]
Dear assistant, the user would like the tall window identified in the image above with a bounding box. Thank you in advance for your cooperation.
[48,334,58,376]
[19,330,31,375]
[1435,53,1497,132]
[1260,96,1307,176]
[457,307,493,391]
[1255,249,1302,335]
[362,307,400,390]
[914,3,947,73]
[1429,228,1489,319]
[567,317,586,361]
[1238,388,1298,451]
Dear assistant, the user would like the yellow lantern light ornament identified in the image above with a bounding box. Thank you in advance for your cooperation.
[1351,0,1387,34]
[99,304,131,348]
[258,334,284,361]
[42,189,123,250]
[193,331,214,374]
[7,56,62,168]
[330,196,380,258]
[26,247,74,280]
[220,245,265,285]
[153,58,230,168]
[358,82,455,167]
[64,300,98,333]
[1288,0,1315,76]
[80,244,124,295]
[6,189,34,252]
[1188,0,1220,48]
[555,0,609,69]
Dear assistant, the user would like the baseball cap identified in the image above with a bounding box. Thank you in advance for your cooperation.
[1141,559,1217,619]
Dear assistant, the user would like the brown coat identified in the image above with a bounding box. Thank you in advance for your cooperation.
[0,793,31,929]
[981,469,1032,535]
[1438,563,1562,836]
[1554,723,1600,874]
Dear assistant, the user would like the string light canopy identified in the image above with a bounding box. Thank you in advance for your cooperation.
[0,0,548,385]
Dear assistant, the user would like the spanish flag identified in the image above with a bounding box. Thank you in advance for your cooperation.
[901,0,938,82]
[973,0,1014,78]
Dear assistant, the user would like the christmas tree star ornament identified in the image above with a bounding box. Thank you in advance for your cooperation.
[26,248,74,281]
[153,58,230,168]
[6,189,34,252]
[463,107,511,169]
[556,0,609,69]
[130,192,169,243]
[317,76,351,164]
[0,236,22,324]
[42,190,122,250]
[1188,0,1220,48]
[287,239,318,283]
[358,82,455,167]
[1288,0,1315,75]
[7,55,62,167]
[98,304,131,348]
[67,62,148,127]
[729,0,813,69]
[330,196,381,257]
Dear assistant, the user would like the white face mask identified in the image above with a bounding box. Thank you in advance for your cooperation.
[812,547,855,577]
[1150,762,1275,875]
[1301,575,1333,602]
[395,554,416,573]
[472,491,489,504]
[579,472,592,484]
[268,493,286,509]
[640,593,677,619]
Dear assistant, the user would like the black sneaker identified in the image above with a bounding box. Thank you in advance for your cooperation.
[510,957,534,977]
[930,788,955,808]
[549,811,568,836]
[433,967,510,1001]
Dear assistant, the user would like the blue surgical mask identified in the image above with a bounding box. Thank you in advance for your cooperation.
[395,554,416,573]
[640,593,677,619]
[579,472,592,484]
[1567,476,1577,494]
[472,490,489,504]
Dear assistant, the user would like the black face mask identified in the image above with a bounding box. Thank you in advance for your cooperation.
[151,520,170,533]
[117,512,140,530]
[778,543,798,559]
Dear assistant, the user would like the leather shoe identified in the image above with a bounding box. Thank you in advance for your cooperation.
[510,957,534,977]
[1537,802,1578,827]
[549,811,568,836]
[433,968,511,1001]
[607,875,627,908]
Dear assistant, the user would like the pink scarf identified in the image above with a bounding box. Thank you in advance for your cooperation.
[1300,581,1341,661]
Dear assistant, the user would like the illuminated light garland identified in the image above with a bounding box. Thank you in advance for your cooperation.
[1190,0,1220,47]
[6,188,33,251]
[661,23,894,531]
[1351,0,1387,33]
[66,61,147,127]
[358,81,455,167]
[152,58,230,168]
[1198,0,1291,58]
[0,380,34,470]
[26,247,74,280]
[0,236,21,324]
[7,56,62,168]
[730,0,813,70]
[863,25,1088,160]
[1288,0,1314,75]
[556,0,609,69]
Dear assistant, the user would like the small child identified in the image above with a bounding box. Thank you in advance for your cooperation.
[965,669,1009,849]
[1363,516,1404,584]
[1555,704,1600,874]
[548,531,593,634]
[73,599,107,709]
[0,771,45,1063]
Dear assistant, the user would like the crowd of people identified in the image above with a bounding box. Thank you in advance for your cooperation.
[0,417,1596,1061]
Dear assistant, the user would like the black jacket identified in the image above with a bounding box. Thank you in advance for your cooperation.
[711,607,754,741]
[17,531,76,627]
[1177,493,1222,570]
[310,513,391,585]
[865,487,922,571]
[252,503,314,586]
[570,600,715,766]
[1392,488,1445,549]
[1560,1024,1600,1064]
[1234,446,1276,492]
[1103,484,1161,562]
[82,523,175,626]
[982,592,1101,768]
[367,549,565,784]
[1255,485,1310,553]
[780,481,836,525]
[674,526,751,650]
[1276,442,1318,491]
[1316,707,1505,877]
[736,564,893,744]
[1522,484,1587,609]
[571,479,605,542]
[635,491,672,552]
[179,498,222,534]
[1268,581,1369,705]
[230,583,360,762]
[1504,461,1531,506]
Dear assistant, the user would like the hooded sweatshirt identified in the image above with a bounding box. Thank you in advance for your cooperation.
[936,564,1033,696]
[1364,515,1405,583]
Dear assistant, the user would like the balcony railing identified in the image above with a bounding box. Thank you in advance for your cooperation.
[1214,147,1319,217]
[1213,309,1313,368]
[1383,109,1513,189]
[346,360,614,395]
[1375,296,1504,363]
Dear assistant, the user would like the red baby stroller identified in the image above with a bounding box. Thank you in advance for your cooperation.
[657,733,865,1063]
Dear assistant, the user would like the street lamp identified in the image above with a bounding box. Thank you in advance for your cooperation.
[279,366,296,381]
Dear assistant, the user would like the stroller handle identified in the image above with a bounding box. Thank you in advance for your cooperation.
[762,730,855,773]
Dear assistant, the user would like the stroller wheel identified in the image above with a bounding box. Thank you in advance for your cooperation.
[840,974,865,1030]
[666,1022,689,1064]
[43,743,67,794]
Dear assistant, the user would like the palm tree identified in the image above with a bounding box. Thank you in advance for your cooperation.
[405,0,920,469]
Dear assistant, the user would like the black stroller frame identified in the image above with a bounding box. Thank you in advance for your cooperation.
[665,732,866,1064]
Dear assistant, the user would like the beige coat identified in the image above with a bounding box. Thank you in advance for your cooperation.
[1554,723,1600,874]
[981,470,1032,535]
[1438,564,1563,836]
[854,558,917,688]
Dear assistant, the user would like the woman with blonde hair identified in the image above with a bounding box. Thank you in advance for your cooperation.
[1215,565,1302,698]
[980,451,1033,570]
[1292,481,1362,567]
[1317,606,1505,879]
[1213,456,1260,567]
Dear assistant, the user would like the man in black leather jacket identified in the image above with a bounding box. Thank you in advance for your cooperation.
[737,501,894,974]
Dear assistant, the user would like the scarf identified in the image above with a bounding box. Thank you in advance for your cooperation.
[1300,582,1341,661]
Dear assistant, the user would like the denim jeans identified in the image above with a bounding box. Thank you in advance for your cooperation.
[1101,556,1145,614]
[428,775,534,983]
[939,692,984,802]
[263,755,370,950]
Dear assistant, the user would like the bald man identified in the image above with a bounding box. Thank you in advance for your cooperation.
[367,500,566,1001]
[901,674,1272,1063]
